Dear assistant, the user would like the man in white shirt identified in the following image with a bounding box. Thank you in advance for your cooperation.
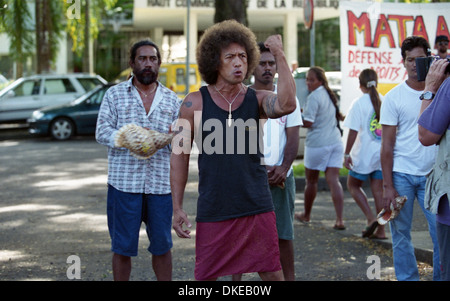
[380,36,440,281]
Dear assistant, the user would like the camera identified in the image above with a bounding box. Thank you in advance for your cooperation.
[416,56,450,81]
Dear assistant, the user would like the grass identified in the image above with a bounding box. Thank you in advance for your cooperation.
[292,163,349,178]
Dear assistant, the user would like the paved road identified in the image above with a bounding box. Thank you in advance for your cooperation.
[0,127,434,283]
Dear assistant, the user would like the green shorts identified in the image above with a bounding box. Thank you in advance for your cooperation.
[270,172,296,240]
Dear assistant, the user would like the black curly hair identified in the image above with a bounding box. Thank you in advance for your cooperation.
[129,40,161,65]
[196,20,260,85]
[401,36,430,60]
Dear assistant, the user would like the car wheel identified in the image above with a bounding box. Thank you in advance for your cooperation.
[50,117,75,140]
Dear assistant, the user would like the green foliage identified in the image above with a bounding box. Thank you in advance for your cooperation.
[92,0,132,81]
[35,0,65,72]
[0,0,34,76]
[297,17,341,71]
[95,31,125,81]
[64,0,118,55]
[47,1,64,64]
[293,162,349,178]
[292,163,306,177]
[0,0,34,59]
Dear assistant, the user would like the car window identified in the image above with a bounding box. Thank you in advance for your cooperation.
[13,79,41,96]
[88,88,108,105]
[44,78,76,94]
[175,67,197,86]
[78,78,103,91]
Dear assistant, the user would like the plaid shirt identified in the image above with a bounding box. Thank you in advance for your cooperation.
[96,77,181,194]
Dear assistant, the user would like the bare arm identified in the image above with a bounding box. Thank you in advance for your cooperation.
[419,126,443,146]
[170,151,192,238]
[380,125,398,209]
[302,120,313,128]
[267,126,299,185]
[343,129,358,170]
[170,93,198,239]
[418,59,449,146]
[259,35,296,119]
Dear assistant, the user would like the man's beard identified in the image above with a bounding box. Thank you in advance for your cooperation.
[135,68,158,86]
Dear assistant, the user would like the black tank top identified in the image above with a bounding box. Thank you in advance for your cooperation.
[195,86,273,222]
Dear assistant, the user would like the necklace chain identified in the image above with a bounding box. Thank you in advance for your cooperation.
[134,83,157,98]
[214,84,243,127]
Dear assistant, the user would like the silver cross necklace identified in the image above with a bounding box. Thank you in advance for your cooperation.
[214,84,243,127]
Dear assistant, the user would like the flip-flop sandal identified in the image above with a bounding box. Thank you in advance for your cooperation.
[362,221,379,238]
[333,224,346,230]
[369,234,387,240]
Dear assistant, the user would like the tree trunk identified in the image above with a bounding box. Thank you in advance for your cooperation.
[83,0,91,73]
[214,0,248,26]
[35,0,51,73]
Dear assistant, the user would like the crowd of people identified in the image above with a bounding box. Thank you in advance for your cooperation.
[95,19,449,281]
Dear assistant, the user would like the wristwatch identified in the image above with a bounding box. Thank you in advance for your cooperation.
[419,91,435,100]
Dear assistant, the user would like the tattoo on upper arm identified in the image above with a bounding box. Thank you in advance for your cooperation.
[182,101,193,108]
[264,94,278,117]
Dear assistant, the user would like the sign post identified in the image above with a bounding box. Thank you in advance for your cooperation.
[304,0,315,66]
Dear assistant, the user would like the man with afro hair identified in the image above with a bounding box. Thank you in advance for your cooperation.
[171,20,296,281]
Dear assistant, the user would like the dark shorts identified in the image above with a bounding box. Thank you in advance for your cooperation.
[107,184,173,256]
[195,211,281,280]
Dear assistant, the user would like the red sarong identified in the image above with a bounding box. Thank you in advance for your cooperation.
[194,211,281,280]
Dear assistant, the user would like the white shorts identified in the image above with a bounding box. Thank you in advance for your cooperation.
[304,142,343,171]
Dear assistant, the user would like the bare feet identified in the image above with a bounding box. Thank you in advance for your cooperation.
[294,212,310,224]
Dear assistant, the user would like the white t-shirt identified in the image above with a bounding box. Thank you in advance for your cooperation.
[302,85,342,147]
[263,85,303,176]
[343,93,383,174]
[379,81,437,176]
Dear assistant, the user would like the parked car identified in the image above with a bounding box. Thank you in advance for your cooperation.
[0,74,8,90]
[28,84,114,140]
[0,73,107,123]
[116,62,202,99]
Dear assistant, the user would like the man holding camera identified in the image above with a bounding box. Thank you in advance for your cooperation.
[380,36,440,281]
[418,58,450,281]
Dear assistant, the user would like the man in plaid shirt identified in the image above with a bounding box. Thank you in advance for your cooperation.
[96,40,181,281]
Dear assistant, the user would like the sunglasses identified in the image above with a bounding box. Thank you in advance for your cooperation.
[438,41,449,46]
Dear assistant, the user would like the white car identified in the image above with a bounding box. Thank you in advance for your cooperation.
[0,73,107,123]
